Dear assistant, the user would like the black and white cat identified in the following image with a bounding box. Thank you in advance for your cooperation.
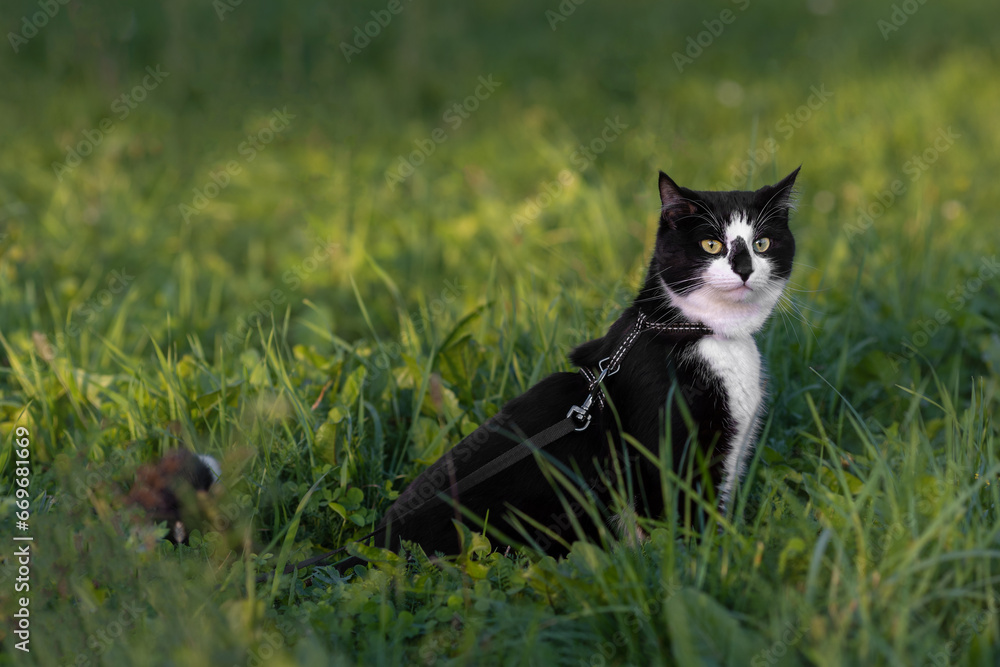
[354,168,799,564]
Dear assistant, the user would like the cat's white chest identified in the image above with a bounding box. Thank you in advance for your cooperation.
[694,335,764,507]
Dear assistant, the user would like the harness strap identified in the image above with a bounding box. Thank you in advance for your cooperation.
[570,312,711,428]
[578,367,604,411]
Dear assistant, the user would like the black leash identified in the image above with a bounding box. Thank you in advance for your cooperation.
[260,313,711,580]
[450,313,711,494]
[261,417,581,580]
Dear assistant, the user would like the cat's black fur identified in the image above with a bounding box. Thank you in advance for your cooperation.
[348,168,799,567]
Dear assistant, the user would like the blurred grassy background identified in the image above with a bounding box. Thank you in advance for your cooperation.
[2,0,996,351]
[1,1,999,665]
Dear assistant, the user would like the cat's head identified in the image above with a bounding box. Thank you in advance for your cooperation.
[652,168,799,337]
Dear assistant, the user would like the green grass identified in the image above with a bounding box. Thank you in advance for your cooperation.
[1,1,999,664]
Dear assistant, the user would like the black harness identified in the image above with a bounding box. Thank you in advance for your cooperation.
[263,312,711,579]
[450,312,711,496]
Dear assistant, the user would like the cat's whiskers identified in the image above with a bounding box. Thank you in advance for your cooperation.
[774,291,818,329]
[634,276,704,307]
[790,259,821,272]
[668,278,708,297]
[776,294,822,345]
[776,288,825,316]
[769,298,796,341]
[782,277,829,297]
[782,285,827,296]
[740,280,800,341]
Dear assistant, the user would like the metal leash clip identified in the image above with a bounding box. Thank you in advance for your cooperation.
[567,354,620,432]
[566,402,592,431]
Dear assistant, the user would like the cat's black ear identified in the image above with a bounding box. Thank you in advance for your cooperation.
[758,166,801,211]
[658,171,697,227]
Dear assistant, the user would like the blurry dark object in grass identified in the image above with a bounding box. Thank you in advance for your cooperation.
[128,449,221,544]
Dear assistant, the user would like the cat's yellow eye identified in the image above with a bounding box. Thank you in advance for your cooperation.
[701,239,723,255]
[754,237,771,252]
